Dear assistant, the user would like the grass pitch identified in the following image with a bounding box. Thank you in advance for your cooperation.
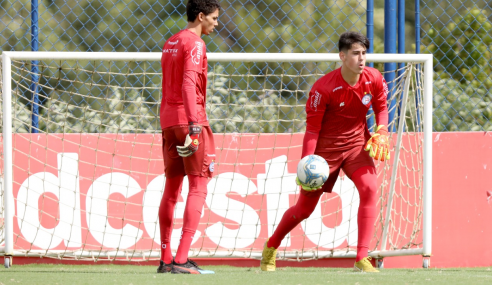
[1,264,491,284]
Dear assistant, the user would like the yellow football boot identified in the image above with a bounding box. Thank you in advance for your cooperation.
[354,257,380,273]
[260,240,277,271]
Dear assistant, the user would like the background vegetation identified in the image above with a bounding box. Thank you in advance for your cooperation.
[0,0,491,132]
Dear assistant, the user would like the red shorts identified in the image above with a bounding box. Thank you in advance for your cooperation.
[162,125,216,178]
[315,145,375,193]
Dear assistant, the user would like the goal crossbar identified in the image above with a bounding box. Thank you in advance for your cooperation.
[2,51,432,62]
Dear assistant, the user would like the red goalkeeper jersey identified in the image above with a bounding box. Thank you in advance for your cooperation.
[306,67,389,152]
[160,29,208,129]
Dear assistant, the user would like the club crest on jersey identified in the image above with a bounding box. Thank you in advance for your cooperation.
[362,92,372,105]
[209,160,215,172]
[191,41,203,65]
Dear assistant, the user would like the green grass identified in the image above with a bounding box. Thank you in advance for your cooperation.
[1,265,492,285]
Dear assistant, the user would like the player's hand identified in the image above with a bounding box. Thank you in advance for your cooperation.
[364,125,390,162]
[176,123,202,157]
[296,177,324,191]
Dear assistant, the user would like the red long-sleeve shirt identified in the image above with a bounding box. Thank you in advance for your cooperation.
[302,67,389,157]
[160,29,209,129]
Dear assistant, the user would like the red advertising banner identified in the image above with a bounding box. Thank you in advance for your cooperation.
[9,133,397,254]
[11,133,343,253]
[4,132,492,268]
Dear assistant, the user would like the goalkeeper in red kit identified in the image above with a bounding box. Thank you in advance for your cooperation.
[260,31,390,273]
[157,0,220,275]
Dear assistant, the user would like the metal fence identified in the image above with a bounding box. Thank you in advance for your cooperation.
[0,0,367,53]
[0,0,491,131]
[421,1,492,131]
[0,0,368,135]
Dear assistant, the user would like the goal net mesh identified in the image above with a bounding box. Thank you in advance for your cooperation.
[0,57,425,261]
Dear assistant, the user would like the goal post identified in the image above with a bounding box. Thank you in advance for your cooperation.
[1,51,433,267]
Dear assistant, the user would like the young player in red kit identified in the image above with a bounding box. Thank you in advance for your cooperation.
[260,31,390,273]
[157,0,220,275]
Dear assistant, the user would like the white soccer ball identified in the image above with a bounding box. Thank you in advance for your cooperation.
[296,154,329,190]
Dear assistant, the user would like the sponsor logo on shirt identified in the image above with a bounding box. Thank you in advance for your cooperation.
[168,40,179,45]
[382,78,389,96]
[191,41,203,65]
[340,102,345,107]
[362,92,373,105]
[311,90,322,111]
[163,48,178,54]
[333,86,343,92]
[365,81,372,85]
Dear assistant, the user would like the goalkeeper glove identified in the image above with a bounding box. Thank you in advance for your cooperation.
[296,177,324,192]
[364,125,390,162]
[176,122,202,157]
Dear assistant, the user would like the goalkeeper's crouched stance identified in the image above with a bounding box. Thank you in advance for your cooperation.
[260,31,390,273]
[157,0,220,275]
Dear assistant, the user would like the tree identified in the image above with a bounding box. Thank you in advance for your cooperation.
[424,8,492,131]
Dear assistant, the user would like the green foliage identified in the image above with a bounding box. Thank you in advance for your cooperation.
[12,95,32,133]
[0,0,31,51]
[28,0,372,53]
[220,0,367,53]
[42,0,185,52]
[206,64,307,133]
[433,78,492,132]
[0,59,162,134]
[2,1,491,132]
[0,0,373,134]
[425,8,492,84]
[424,8,492,131]
[38,86,159,133]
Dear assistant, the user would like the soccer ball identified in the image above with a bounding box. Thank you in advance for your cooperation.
[296,154,329,190]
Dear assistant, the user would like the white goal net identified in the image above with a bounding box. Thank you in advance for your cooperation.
[1,52,432,265]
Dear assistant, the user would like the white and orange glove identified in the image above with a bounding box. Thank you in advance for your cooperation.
[177,122,202,157]
[364,125,390,162]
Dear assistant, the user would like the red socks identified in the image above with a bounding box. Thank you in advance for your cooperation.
[160,168,376,263]
[351,166,378,262]
[159,174,184,264]
[267,190,323,249]
[174,175,208,263]
[159,174,208,264]
[266,166,377,263]
[160,242,172,264]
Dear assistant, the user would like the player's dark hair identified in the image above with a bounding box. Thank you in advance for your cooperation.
[338,31,370,52]
[187,0,221,22]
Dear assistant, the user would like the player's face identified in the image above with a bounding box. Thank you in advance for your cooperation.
[340,43,367,75]
[200,9,220,36]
